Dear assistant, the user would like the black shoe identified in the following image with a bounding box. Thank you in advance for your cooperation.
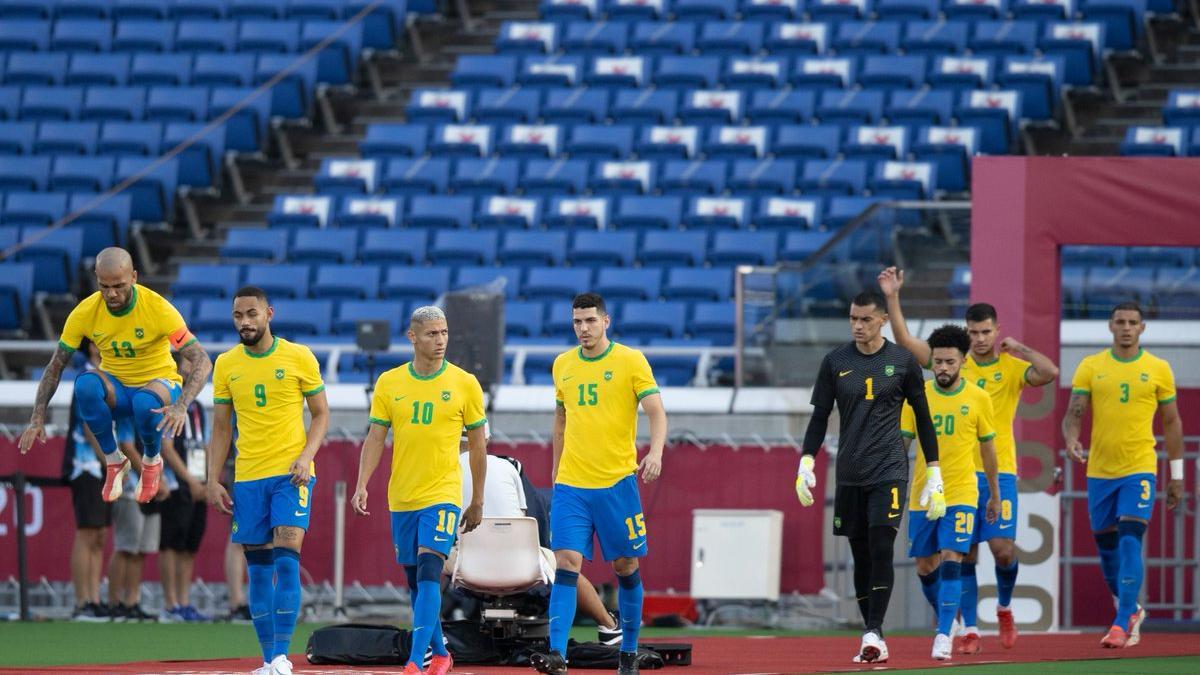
[618,650,639,675]
[71,603,108,623]
[109,603,129,623]
[530,650,568,675]
[226,604,253,624]
[127,605,154,622]
[598,612,623,646]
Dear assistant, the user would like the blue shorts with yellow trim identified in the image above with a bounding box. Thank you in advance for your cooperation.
[390,503,460,566]
[908,505,978,558]
[1088,474,1155,531]
[101,371,181,423]
[975,472,1018,543]
[231,475,315,544]
[550,474,646,562]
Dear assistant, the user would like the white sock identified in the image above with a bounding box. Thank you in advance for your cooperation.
[142,455,162,466]
[105,452,124,465]
[965,626,980,636]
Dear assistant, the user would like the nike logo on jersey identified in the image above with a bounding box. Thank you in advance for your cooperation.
[956,536,970,542]
[839,370,853,377]
[1096,374,1107,379]
[999,524,1013,530]
[434,536,449,542]
[230,375,242,381]
[92,331,103,337]
[562,375,574,381]
[633,541,646,550]
[887,512,901,518]
[1138,503,1149,508]
[394,395,406,401]
[294,511,306,517]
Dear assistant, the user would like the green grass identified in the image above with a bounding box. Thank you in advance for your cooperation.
[891,656,1200,674]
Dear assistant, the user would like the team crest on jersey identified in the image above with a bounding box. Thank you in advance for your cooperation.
[134,328,144,339]
[275,369,285,379]
[231,521,239,534]
[441,390,451,401]
[833,516,842,528]
[604,370,613,381]
[884,365,895,376]
[1140,373,1149,382]
[961,405,970,416]
[994,371,1002,381]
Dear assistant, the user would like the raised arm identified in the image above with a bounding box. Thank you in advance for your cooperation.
[18,345,74,454]
[638,393,667,482]
[1000,338,1059,387]
[205,402,235,514]
[157,341,213,438]
[352,423,389,517]
[1062,391,1089,463]
[878,266,932,367]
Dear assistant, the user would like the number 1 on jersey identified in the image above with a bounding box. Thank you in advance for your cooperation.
[864,377,874,400]
[890,486,899,510]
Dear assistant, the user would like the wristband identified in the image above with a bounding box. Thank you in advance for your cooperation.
[798,455,815,475]
[1170,458,1184,481]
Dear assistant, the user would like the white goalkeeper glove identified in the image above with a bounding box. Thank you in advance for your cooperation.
[795,455,817,507]
[920,465,946,520]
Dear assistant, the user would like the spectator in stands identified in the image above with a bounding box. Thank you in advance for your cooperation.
[158,401,210,623]
[448,427,622,645]
[66,340,131,622]
[108,456,167,622]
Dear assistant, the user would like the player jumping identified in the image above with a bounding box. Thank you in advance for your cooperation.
[19,247,212,505]
[353,306,488,675]
[205,286,330,675]
[1062,302,1184,649]
[901,325,1001,661]
[880,266,1058,652]
[530,293,668,675]
[796,291,942,664]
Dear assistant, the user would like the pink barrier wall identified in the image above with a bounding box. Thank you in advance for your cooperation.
[0,440,827,594]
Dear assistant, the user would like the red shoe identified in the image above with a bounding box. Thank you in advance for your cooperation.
[427,653,452,675]
[135,457,162,504]
[402,662,424,675]
[997,607,1018,649]
[102,459,130,503]
[956,632,981,655]
[1127,606,1146,647]
[1100,625,1128,649]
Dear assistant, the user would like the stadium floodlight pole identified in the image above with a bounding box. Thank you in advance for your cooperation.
[334,481,347,619]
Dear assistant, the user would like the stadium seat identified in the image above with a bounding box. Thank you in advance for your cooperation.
[334,300,405,336]
[886,91,955,129]
[0,122,37,154]
[359,229,427,265]
[517,55,585,89]
[496,21,557,55]
[755,196,822,231]
[0,261,34,331]
[956,90,1022,155]
[709,231,779,266]
[1126,247,1193,269]
[587,55,650,90]
[50,156,114,192]
[728,158,796,197]
[505,300,545,338]
[833,21,901,56]
[16,226,84,294]
[520,159,589,196]
[496,124,563,160]
[33,122,97,155]
[315,158,380,194]
[591,160,656,196]
[844,125,908,164]
[825,197,884,230]
[450,158,520,195]
[290,229,359,264]
[1041,22,1104,86]
[268,194,333,229]
[970,21,1039,57]
[270,299,333,335]
[114,19,176,52]
[239,19,300,52]
[640,231,708,267]
[661,160,727,196]
[634,125,698,161]
[522,267,592,301]
[6,53,69,86]
[561,21,627,55]
[566,124,634,160]
[452,55,519,89]
[654,56,722,91]
[499,230,567,266]
[299,19,364,85]
[792,57,855,90]
[311,264,381,299]
[782,230,835,261]
[192,52,257,87]
[697,21,764,55]
[382,157,450,195]
[764,21,827,55]
[0,20,51,51]
[568,231,638,268]
[912,126,976,193]
[116,156,178,222]
[382,266,451,302]
[542,0,597,22]
[67,54,132,87]
[209,86,271,152]
[1154,267,1200,319]
[2,192,68,229]
[430,123,493,158]
[689,301,736,344]
[816,90,885,128]
[244,262,311,299]
[595,267,662,302]
[611,89,677,126]
[683,196,749,230]
[542,88,610,125]
[192,298,236,334]
[20,87,84,121]
[1080,0,1141,52]
[428,229,498,266]
[1084,266,1155,317]
[175,20,238,52]
[997,56,1065,121]
[405,89,468,124]
[406,195,474,229]
[145,86,208,122]
[799,159,868,197]
[82,87,147,121]
[705,126,767,159]
[1062,245,1126,268]
[476,195,543,230]
[680,90,743,126]
[0,156,52,191]
[475,87,541,124]
[902,20,968,56]
[928,56,995,93]
[172,263,242,298]
[68,192,132,253]
[870,161,937,199]
[620,301,687,340]
[337,196,403,230]
[859,55,927,90]
[544,196,610,230]
[612,196,682,231]
[775,125,840,160]
[609,0,667,20]
[746,90,815,125]
[453,265,522,299]
[1119,127,1184,157]
[1162,89,1200,129]
[52,19,113,51]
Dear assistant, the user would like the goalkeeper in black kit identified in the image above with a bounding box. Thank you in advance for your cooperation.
[794,292,943,664]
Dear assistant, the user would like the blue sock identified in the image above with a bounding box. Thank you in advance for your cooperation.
[937,560,962,636]
[407,553,444,666]
[271,548,301,660]
[617,569,644,654]
[131,389,164,459]
[996,562,1019,608]
[548,569,579,655]
[74,373,118,458]
[959,562,978,627]
[918,567,941,613]
[1095,531,1121,598]
[245,549,275,663]
[1116,521,1146,631]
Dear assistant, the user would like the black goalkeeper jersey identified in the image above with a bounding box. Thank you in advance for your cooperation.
[810,339,929,487]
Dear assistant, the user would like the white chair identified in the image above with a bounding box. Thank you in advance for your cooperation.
[449,517,554,640]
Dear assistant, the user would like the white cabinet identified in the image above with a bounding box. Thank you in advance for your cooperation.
[690,509,784,601]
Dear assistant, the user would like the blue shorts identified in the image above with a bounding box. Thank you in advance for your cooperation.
[391,503,460,566]
[1088,474,1156,531]
[550,474,647,562]
[908,505,978,558]
[974,472,1018,544]
[231,475,316,545]
[101,372,182,423]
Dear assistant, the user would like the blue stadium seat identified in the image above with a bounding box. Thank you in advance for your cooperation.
[476,195,543,230]
[676,0,737,20]
[569,231,638,268]
[1127,247,1193,268]
[595,267,662,302]
[781,229,835,261]
[775,124,840,160]
[268,194,333,229]
[299,19,364,85]
[1080,0,1141,52]
[238,19,299,52]
[724,56,788,91]
[887,90,955,128]
[634,125,699,161]
[793,56,857,92]
[1013,0,1071,20]
[170,0,228,19]
[496,124,563,159]
[567,124,634,159]
[50,156,114,192]
[450,158,520,195]
[0,261,34,331]
[825,196,883,229]
[32,122,96,155]
[929,56,995,93]
[453,265,522,299]
[956,90,1022,154]
[209,86,271,152]
[97,120,160,157]
[68,192,132,252]
[586,55,650,89]
[698,21,764,55]
[870,160,937,199]
[475,88,541,124]
[912,125,976,193]
[192,53,256,87]
[859,55,927,90]
[1162,89,1200,129]
[311,264,381,299]
[0,20,50,50]
[542,0,597,21]
[810,0,871,19]
[654,56,722,90]
[6,53,69,85]
[640,231,707,267]
[543,88,609,125]
[844,125,908,164]
[613,195,682,231]
[172,263,241,298]
[816,90,885,128]
[229,0,287,20]
[620,301,687,341]
[346,0,404,50]
[745,90,814,126]
[67,54,131,86]
[270,299,333,335]
[834,20,901,56]
[315,158,380,194]
[997,55,1065,121]
[729,158,796,196]
[499,230,567,266]
[192,298,235,334]
[902,20,968,56]
[52,19,113,51]
[451,55,518,89]
[359,229,426,265]
[0,156,51,190]
[334,299,405,336]
[244,262,311,298]
[115,156,178,221]
[688,301,735,344]
[970,20,1038,57]
[544,196,611,230]
[755,196,823,231]
[1040,22,1103,86]
[561,21,627,55]
[129,53,193,86]
[20,87,84,121]
[662,266,724,300]
[405,89,468,124]
[705,125,767,159]
[382,157,450,195]
[611,89,677,126]
[1154,267,1200,319]
[2,192,68,228]
[496,21,558,55]
[520,159,589,195]
[878,0,937,18]
[176,20,237,51]
[1119,127,1184,157]
[1062,245,1125,267]
[522,266,592,301]
[17,226,84,293]
[505,300,545,338]
[382,265,450,301]
[710,231,779,266]
[800,159,868,197]
[764,21,827,55]
[82,87,146,121]
[517,55,585,89]
[660,160,727,196]
[337,196,402,230]
[291,229,359,264]
[591,160,656,196]
[114,19,176,51]
[406,195,474,229]
[945,0,1009,18]
[428,229,498,265]
[1084,266,1155,317]
[429,123,493,158]
[161,121,223,187]
[0,122,36,154]
[609,0,667,22]
[682,196,748,230]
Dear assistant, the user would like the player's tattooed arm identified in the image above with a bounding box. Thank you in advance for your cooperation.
[175,340,213,408]
[18,344,74,453]
[1061,392,1089,463]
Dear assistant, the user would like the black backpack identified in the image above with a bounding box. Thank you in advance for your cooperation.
[305,623,410,665]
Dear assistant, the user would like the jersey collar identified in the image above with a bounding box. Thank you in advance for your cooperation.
[1109,347,1144,363]
[932,378,966,396]
[578,340,615,362]
[971,353,1000,367]
[105,285,138,318]
[409,359,447,380]
[243,336,278,359]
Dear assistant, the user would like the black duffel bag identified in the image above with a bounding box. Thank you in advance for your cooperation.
[305,623,410,665]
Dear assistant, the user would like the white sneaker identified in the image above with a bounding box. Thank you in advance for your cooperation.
[851,639,888,664]
[951,615,965,640]
[1127,605,1146,647]
[856,631,886,663]
[269,655,293,675]
[251,663,272,675]
[932,633,953,661]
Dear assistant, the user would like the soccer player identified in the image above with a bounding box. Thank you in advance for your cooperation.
[353,305,488,675]
[530,293,668,675]
[19,247,212,505]
[1062,302,1183,649]
[901,325,1001,661]
[880,266,1059,651]
[205,286,330,675]
[795,291,942,664]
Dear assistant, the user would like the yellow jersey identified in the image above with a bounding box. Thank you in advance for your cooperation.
[368,360,487,512]
[59,285,194,386]
[553,341,659,489]
[962,353,1031,475]
[1071,348,1176,479]
[212,337,325,482]
[902,379,996,511]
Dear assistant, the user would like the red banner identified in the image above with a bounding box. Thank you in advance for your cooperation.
[1,440,827,594]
